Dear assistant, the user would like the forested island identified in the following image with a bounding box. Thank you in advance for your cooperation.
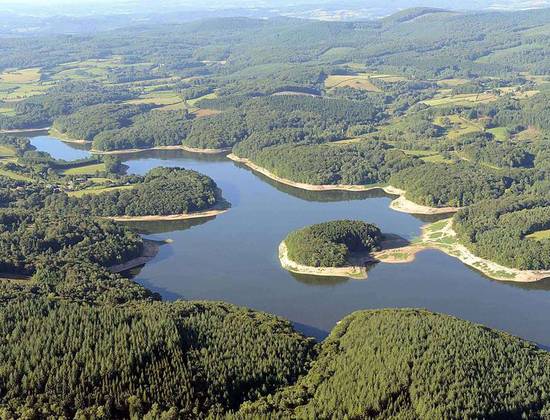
[280,220,382,278]
[0,4,550,417]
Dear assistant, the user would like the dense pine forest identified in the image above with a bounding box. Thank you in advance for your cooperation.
[0,5,549,418]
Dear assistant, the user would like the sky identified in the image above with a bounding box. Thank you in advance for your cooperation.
[0,0,548,18]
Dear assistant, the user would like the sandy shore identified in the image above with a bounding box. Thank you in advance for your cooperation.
[278,242,370,279]
[48,128,90,144]
[90,145,185,155]
[422,219,550,283]
[109,239,161,273]
[0,126,51,134]
[107,208,228,222]
[389,195,459,215]
[228,154,459,215]
[92,144,230,155]
[181,145,231,154]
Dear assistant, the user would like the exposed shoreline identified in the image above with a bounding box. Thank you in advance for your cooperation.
[279,235,422,279]
[90,145,185,155]
[91,144,230,156]
[421,219,550,283]
[279,220,550,283]
[48,128,91,144]
[180,145,231,154]
[107,208,229,222]
[278,241,370,279]
[228,153,459,215]
[0,126,51,134]
[109,239,162,273]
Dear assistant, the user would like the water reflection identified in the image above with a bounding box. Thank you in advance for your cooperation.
[28,133,550,346]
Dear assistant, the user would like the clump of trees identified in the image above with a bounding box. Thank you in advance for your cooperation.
[285,220,382,267]
[454,194,550,270]
[49,167,224,217]
[0,82,136,129]
[53,103,150,141]
[390,162,511,207]
[0,208,143,275]
[242,142,419,186]
[236,309,550,419]
[92,110,191,151]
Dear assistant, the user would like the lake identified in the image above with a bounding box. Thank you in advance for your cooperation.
[31,134,550,344]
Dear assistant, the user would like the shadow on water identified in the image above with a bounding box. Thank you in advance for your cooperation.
[28,133,550,348]
[292,322,329,341]
[123,216,217,235]
[119,148,229,163]
[233,161,389,203]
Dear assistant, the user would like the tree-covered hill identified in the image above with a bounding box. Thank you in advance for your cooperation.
[236,308,550,419]
[454,194,550,270]
[284,220,382,267]
[0,299,316,419]
[48,167,225,217]
[0,209,143,276]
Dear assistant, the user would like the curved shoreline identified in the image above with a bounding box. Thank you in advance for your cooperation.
[109,239,162,273]
[107,208,229,222]
[91,144,230,156]
[228,154,459,215]
[0,126,51,134]
[180,145,231,154]
[420,219,550,283]
[278,241,369,279]
[90,145,185,155]
[279,235,425,279]
[48,128,91,144]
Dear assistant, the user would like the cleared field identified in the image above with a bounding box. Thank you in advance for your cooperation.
[52,56,156,83]
[436,78,469,87]
[421,154,454,164]
[525,229,550,241]
[0,107,15,115]
[401,149,454,164]
[193,108,221,118]
[0,68,41,83]
[515,126,541,141]
[0,83,50,102]
[321,47,355,60]
[186,92,217,107]
[63,163,106,176]
[434,115,483,139]
[368,74,407,82]
[487,127,510,141]
[0,168,33,181]
[67,184,135,197]
[0,145,16,158]
[324,74,381,92]
[126,91,183,107]
[422,92,497,107]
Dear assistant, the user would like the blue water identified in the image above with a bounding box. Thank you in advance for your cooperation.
[31,134,550,345]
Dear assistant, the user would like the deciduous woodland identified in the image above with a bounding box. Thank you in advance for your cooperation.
[284,220,382,267]
[0,4,549,417]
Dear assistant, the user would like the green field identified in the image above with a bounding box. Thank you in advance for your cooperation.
[0,168,33,181]
[0,68,41,83]
[423,92,497,107]
[525,229,550,241]
[487,126,510,141]
[325,73,381,92]
[67,184,135,197]
[63,163,106,176]
[434,115,484,139]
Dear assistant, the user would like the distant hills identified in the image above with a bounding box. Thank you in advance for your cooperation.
[0,0,549,37]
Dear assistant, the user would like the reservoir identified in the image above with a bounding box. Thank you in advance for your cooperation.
[31,134,550,344]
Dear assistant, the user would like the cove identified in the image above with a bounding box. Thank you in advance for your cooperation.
[31,134,550,345]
